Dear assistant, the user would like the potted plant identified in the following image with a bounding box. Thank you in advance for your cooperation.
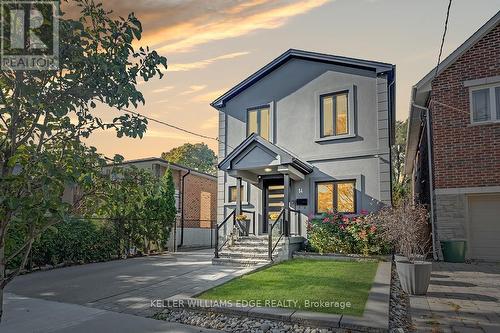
[369,202,432,295]
[235,214,250,236]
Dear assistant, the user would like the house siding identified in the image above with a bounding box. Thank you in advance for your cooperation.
[216,56,394,230]
[431,23,500,189]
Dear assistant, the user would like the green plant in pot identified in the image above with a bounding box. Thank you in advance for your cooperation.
[369,202,432,295]
[235,214,250,236]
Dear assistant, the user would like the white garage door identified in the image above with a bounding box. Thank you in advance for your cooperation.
[468,194,500,261]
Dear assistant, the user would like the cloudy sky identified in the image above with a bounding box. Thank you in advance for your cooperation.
[82,0,500,160]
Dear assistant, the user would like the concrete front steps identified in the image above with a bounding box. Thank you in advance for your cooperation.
[212,235,284,267]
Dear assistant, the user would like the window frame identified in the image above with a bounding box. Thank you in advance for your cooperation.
[228,185,246,203]
[469,83,500,124]
[314,180,356,214]
[320,90,349,138]
[315,85,356,142]
[246,105,271,140]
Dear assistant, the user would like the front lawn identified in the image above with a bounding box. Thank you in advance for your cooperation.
[198,259,378,316]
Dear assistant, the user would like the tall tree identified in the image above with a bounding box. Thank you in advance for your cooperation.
[161,143,217,175]
[392,120,410,206]
[0,0,167,319]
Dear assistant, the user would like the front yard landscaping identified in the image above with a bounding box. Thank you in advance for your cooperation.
[198,259,378,316]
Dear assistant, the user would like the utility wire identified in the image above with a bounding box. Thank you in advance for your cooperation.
[434,0,453,79]
[120,107,235,150]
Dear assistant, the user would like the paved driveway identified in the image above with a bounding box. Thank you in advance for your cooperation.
[7,249,253,317]
[410,262,500,333]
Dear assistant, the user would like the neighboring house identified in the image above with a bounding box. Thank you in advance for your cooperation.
[210,49,395,264]
[104,157,217,250]
[405,11,500,261]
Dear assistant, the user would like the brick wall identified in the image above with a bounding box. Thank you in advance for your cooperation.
[430,22,500,189]
[182,173,217,229]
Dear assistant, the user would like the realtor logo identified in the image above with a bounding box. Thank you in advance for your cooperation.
[1,1,59,70]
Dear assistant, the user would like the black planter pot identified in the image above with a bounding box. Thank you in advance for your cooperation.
[396,260,432,295]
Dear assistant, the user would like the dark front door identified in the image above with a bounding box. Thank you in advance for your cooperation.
[263,179,285,234]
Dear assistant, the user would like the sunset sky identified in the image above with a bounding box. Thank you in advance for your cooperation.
[83,0,500,160]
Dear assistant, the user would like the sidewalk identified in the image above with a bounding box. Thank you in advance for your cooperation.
[1,293,221,333]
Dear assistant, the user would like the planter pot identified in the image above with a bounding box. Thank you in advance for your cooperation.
[396,260,432,295]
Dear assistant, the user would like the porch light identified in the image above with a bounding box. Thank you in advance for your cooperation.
[264,167,272,172]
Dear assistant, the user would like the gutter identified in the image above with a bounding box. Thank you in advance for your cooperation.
[412,103,437,261]
[179,169,191,248]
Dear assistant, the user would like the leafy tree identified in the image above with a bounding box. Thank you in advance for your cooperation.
[161,143,217,175]
[392,120,410,206]
[0,0,167,319]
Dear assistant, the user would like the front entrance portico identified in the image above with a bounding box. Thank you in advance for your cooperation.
[218,133,313,237]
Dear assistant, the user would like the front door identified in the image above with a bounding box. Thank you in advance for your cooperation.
[263,179,285,234]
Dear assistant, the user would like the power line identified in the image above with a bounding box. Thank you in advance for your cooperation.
[120,108,235,150]
[434,0,453,79]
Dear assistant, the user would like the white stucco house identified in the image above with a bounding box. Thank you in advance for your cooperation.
[210,49,395,265]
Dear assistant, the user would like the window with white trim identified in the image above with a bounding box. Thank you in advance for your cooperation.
[470,84,500,123]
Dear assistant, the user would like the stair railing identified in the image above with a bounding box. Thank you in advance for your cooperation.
[289,207,302,236]
[268,208,285,261]
[214,209,236,258]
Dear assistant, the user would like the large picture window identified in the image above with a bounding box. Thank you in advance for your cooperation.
[315,180,355,214]
[247,106,270,140]
[320,91,349,137]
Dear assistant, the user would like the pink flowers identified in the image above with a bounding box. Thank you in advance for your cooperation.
[370,225,377,233]
[323,217,330,223]
[358,230,367,240]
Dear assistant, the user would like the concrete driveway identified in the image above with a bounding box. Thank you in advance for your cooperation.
[6,249,253,317]
[410,262,500,333]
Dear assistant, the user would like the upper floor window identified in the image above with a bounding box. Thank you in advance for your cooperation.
[247,106,270,140]
[470,84,500,124]
[315,180,356,214]
[320,91,349,137]
[228,185,245,203]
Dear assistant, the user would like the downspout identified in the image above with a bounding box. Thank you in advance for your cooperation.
[412,103,437,260]
[179,169,191,248]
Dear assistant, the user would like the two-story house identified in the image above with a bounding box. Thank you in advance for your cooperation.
[405,11,500,262]
[210,49,395,265]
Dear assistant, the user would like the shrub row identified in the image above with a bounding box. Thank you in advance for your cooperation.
[307,211,391,255]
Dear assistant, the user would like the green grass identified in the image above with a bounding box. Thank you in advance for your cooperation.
[198,259,378,316]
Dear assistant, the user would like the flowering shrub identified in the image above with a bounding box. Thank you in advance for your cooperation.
[307,210,390,255]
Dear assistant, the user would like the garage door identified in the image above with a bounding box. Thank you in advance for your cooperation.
[468,194,500,261]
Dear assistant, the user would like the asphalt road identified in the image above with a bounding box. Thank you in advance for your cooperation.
[6,249,250,315]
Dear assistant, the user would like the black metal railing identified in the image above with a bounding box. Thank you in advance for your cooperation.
[289,207,302,236]
[214,210,235,258]
[268,208,285,261]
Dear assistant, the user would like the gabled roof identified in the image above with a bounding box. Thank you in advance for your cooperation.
[405,10,500,175]
[106,157,217,180]
[414,10,500,95]
[218,133,313,174]
[211,49,395,109]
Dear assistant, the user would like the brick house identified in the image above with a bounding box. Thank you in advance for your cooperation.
[109,157,217,250]
[405,11,500,261]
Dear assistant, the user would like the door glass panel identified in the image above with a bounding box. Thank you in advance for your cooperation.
[336,93,348,135]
